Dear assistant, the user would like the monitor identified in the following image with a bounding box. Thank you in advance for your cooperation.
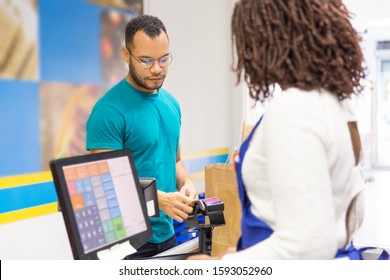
[50,149,152,260]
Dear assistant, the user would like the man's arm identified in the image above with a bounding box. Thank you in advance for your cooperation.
[157,146,198,222]
[90,149,113,154]
[175,146,198,199]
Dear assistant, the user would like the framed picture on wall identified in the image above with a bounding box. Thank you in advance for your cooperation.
[100,9,133,84]
[89,0,143,15]
[0,0,39,80]
[40,83,106,170]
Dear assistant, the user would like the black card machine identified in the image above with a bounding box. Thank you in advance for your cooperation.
[139,178,159,218]
[186,197,225,228]
[185,197,225,255]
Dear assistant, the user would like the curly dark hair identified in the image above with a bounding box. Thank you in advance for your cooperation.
[125,15,168,49]
[231,0,366,101]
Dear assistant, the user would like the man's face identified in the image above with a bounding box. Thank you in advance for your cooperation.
[124,30,170,93]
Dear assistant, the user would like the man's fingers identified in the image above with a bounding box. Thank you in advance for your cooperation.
[175,193,195,210]
[180,203,194,214]
[162,192,196,220]
[172,209,189,222]
[174,215,184,223]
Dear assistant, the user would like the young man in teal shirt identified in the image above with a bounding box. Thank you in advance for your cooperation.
[86,15,197,259]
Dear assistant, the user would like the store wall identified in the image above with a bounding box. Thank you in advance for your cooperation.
[146,0,242,154]
[0,1,241,258]
[0,0,117,177]
[344,0,390,168]
[0,0,241,178]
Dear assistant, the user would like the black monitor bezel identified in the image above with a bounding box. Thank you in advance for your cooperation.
[50,149,152,260]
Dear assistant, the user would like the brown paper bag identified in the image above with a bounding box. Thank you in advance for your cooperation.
[205,163,242,257]
[242,121,254,143]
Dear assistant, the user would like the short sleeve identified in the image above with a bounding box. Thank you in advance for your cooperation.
[86,104,125,151]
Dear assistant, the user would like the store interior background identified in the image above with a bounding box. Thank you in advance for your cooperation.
[0,0,389,258]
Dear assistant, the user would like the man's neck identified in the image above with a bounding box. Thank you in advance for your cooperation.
[125,75,157,94]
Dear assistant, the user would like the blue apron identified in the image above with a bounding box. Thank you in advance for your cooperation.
[234,117,389,260]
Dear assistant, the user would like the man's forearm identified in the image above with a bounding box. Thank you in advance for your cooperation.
[176,160,191,190]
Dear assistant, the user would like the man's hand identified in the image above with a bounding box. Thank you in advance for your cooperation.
[187,254,219,260]
[187,247,236,260]
[158,191,195,222]
[179,178,198,200]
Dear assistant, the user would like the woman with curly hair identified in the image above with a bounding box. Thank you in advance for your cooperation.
[190,0,388,260]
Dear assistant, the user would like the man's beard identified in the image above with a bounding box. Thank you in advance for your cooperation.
[129,61,165,92]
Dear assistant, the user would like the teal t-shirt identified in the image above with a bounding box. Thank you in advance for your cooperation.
[86,79,181,244]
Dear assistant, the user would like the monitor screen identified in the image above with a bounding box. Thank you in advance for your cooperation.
[50,149,152,260]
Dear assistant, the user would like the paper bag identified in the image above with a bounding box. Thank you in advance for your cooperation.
[205,163,242,257]
[242,121,254,143]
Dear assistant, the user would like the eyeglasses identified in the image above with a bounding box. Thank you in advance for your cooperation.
[127,48,173,69]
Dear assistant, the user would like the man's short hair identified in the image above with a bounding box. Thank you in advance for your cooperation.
[125,15,168,49]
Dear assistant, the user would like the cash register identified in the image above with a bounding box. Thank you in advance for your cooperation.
[50,149,225,260]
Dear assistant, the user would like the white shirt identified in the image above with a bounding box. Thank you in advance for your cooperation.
[222,88,365,260]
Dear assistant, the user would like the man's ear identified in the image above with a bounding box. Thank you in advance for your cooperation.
[122,46,130,64]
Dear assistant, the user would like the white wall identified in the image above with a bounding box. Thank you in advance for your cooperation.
[142,0,390,161]
[343,0,390,168]
[145,0,243,154]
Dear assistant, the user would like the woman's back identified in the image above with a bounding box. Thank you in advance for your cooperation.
[228,88,366,259]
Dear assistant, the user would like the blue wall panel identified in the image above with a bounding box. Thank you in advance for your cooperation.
[0,81,40,176]
[183,154,229,174]
[39,0,101,84]
[0,182,57,213]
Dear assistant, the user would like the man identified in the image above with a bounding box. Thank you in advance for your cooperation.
[86,15,197,259]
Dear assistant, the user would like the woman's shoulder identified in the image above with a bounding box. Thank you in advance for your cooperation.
[268,88,342,115]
